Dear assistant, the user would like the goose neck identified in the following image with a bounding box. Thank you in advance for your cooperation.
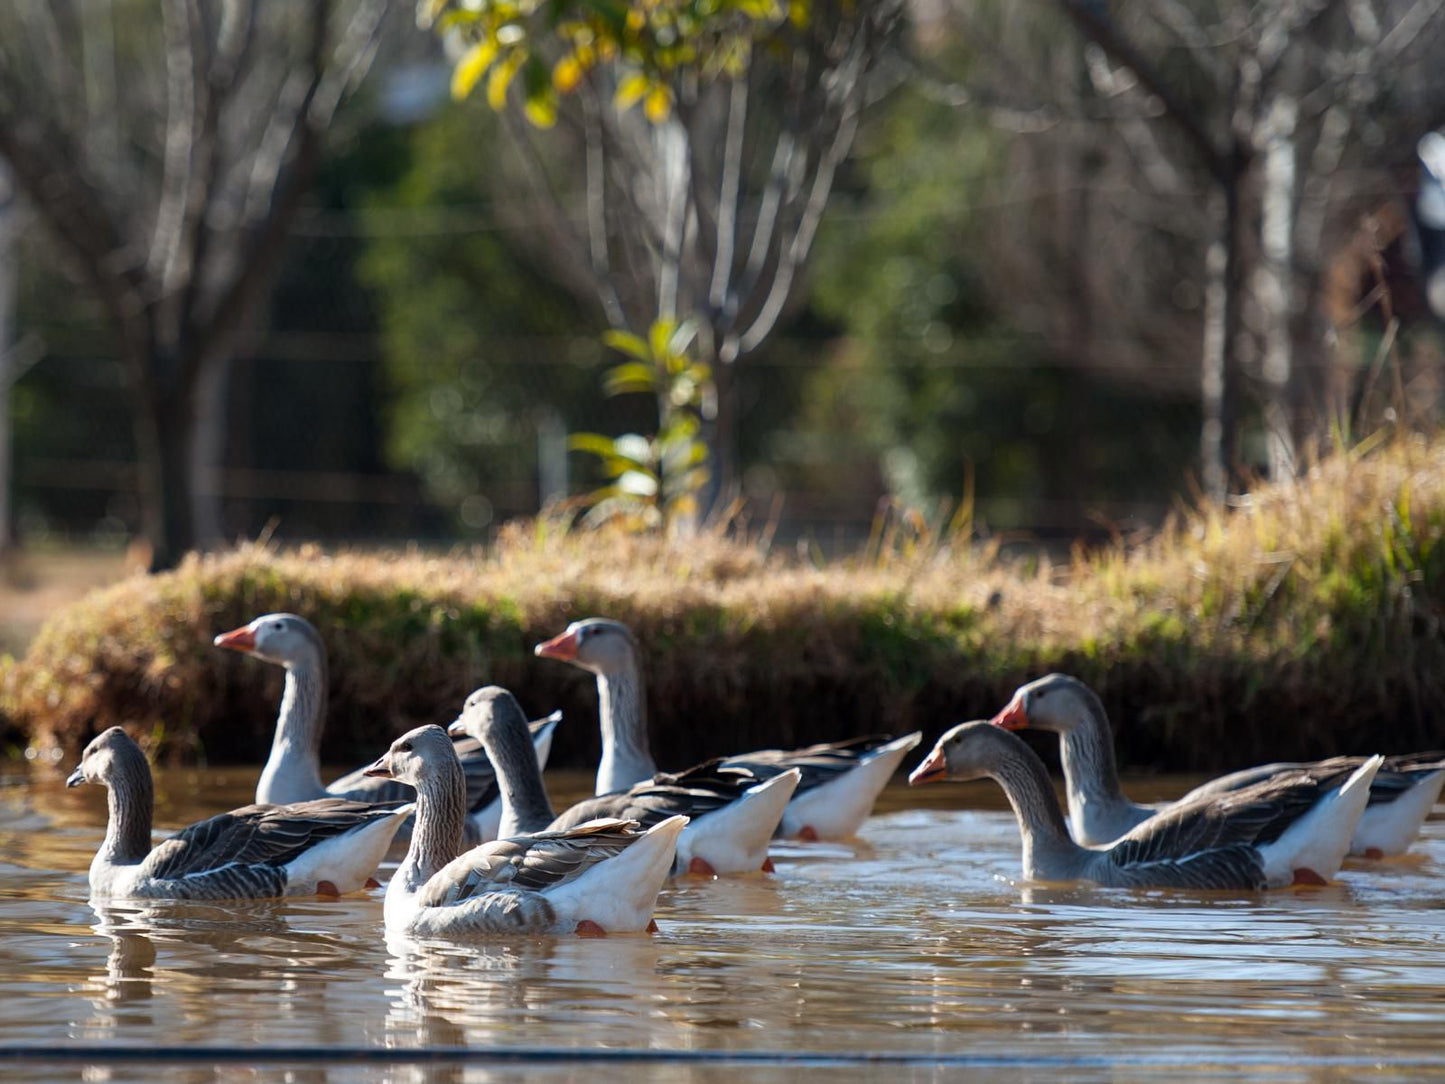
[481,718,555,838]
[100,751,155,867]
[595,662,657,794]
[991,750,1087,879]
[256,659,327,803]
[399,760,467,889]
[1056,695,1131,843]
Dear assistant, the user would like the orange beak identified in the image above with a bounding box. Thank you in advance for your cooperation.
[534,628,579,661]
[908,744,949,786]
[989,693,1028,731]
[446,718,467,738]
[362,754,391,778]
[213,625,257,653]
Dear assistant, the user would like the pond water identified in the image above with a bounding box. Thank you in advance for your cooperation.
[1,766,1443,1082]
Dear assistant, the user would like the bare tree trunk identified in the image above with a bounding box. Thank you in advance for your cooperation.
[189,352,231,548]
[135,378,197,572]
[1259,91,1299,481]
[0,156,13,555]
[1201,162,1246,502]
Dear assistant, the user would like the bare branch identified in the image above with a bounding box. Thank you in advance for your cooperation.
[148,0,202,290]
[503,105,627,326]
[656,121,690,319]
[1380,0,1445,57]
[197,0,392,380]
[580,84,613,296]
[1053,0,1229,186]
[738,36,866,354]
[709,73,748,311]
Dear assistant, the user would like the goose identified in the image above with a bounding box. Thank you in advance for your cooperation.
[213,612,560,841]
[67,727,412,899]
[449,685,800,876]
[534,618,920,839]
[909,721,1381,890]
[991,673,1445,856]
[361,724,685,938]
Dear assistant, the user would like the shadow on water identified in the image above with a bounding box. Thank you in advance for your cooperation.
[0,768,1443,1081]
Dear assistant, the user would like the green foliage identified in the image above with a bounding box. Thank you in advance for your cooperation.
[811,83,1198,525]
[570,316,713,529]
[424,0,796,125]
[355,105,599,527]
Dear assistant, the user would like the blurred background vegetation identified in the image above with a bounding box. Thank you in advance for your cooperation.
[0,0,1441,627]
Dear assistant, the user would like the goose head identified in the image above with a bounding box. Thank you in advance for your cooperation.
[67,727,147,789]
[446,685,528,743]
[533,618,638,676]
[989,673,1096,736]
[909,721,1023,786]
[362,725,454,788]
[213,613,324,669]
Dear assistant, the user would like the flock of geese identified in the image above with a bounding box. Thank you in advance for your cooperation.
[65,612,1444,939]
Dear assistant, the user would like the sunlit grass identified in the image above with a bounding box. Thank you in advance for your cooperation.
[4,434,1443,771]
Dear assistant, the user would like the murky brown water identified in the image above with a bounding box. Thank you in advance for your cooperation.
[2,766,1444,1082]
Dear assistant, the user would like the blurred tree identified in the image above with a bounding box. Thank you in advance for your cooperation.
[425,0,905,509]
[811,79,1198,530]
[0,0,393,569]
[356,102,600,527]
[1048,0,1445,494]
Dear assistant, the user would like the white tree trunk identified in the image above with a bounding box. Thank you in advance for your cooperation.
[0,157,15,554]
[1259,92,1298,481]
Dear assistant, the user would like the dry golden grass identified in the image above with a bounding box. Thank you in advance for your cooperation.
[4,433,1443,772]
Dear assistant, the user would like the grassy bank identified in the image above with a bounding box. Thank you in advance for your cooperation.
[4,434,1444,773]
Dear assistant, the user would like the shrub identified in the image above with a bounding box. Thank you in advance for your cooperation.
[6,436,1444,772]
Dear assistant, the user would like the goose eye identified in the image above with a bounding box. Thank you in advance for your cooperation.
[399,742,413,753]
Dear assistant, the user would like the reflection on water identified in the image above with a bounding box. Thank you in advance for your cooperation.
[1,767,1444,1081]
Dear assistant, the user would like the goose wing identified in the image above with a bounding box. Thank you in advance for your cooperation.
[141,798,409,881]
[720,735,898,792]
[416,819,643,907]
[1179,752,1445,808]
[548,759,764,832]
[1103,765,1362,887]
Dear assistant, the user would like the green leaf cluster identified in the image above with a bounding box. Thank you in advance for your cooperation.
[423,0,796,125]
[570,316,713,530]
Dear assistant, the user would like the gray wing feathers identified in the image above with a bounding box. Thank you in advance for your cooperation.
[549,761,763,832]
[721,736,896,792]
[1103,765,1361,889]
[416,820,642,907]
[139,798,406,891]
[1184,753,1445,808]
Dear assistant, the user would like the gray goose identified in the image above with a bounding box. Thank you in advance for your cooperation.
[67,727,411,899]
[213,612,559,841]
[362,724,684,938]
[909,722,1380,890]
[992,673,1445,856]
[449,685,799,876]
[534,618,919,839]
